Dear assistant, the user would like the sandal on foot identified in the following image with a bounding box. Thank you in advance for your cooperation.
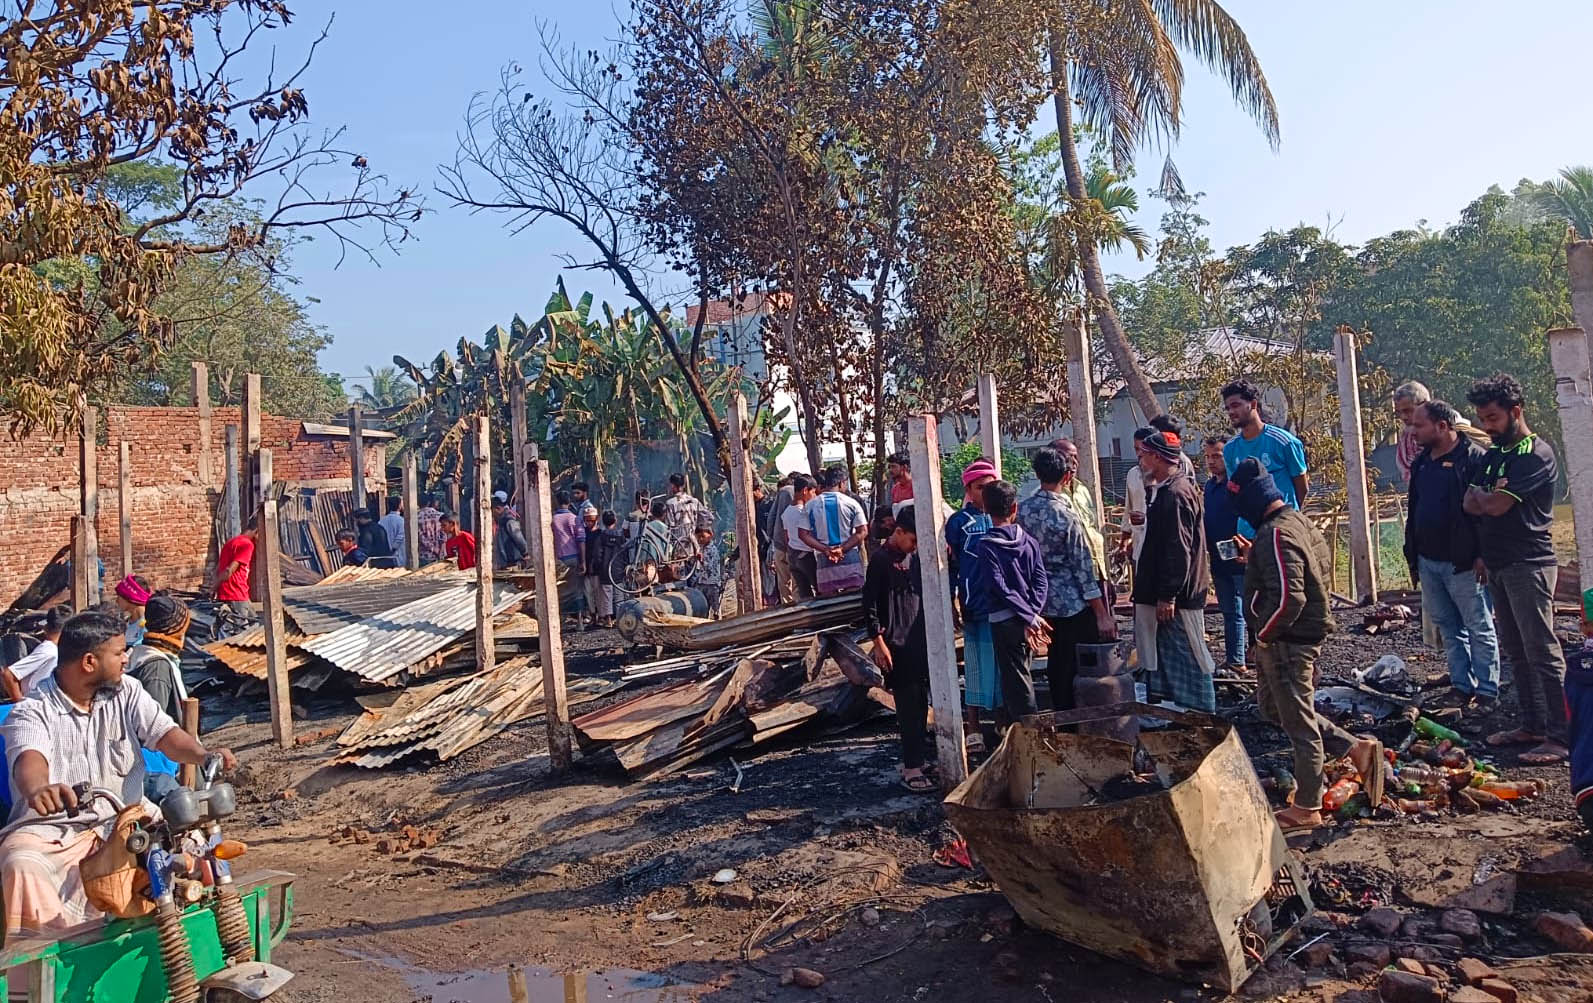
[1486,728,1544,748]
[1274,807,1323,834]
[964,733,986,756]
[900,773,937,793]
[1520,743,1568,765]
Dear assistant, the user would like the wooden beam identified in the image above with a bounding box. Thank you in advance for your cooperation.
[70,515,90,612]
[446,477,461,524]
[908,414,968,791]
[728,391,762,615]
[349,402,366,514]
[509,377,529,519]
[242,373,261,514]
[474,416,496,674]
[259,488,293,749]
[222,425,241,542]
[118,441,133,578]
[1549,326,1593,628]
[977,373,1001,474]
[192,362,213,489]
[403,451,421,570]
[1061,315,1104,527]
[78,404,100,606]
[1333,327,1378,604]
[525,445,573,772]
[179,697,200,788]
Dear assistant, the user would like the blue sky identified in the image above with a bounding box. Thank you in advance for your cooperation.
[277,0,1593,395]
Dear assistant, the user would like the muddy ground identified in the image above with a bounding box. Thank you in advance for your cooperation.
[202,610,1593,1003]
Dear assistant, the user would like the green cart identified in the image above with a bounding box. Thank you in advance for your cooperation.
[0,870,294,1002]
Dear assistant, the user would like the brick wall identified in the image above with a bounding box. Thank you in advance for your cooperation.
[0,406,387,608]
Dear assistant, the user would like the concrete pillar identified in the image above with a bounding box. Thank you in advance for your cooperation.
[1333,327,1378,604]
[977,374,1001,474]
[1062,316,1104,527]
[1549,326,1593,626]
[908,414,968,791]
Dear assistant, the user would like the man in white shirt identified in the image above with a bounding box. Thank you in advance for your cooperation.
[2,607,69,702]
[379,498,407,568]
[780,474,819,601]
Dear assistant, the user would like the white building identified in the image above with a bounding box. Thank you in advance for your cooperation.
[687,295,854,475]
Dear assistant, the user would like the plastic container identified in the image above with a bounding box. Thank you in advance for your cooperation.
[1413,716,1465,744]
[1322,778,1360,811]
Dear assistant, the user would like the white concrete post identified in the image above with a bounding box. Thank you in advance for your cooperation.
[1062,315,1104,526]
[908,414,968,791]
[1334,327,1378,604]
[977,374,1001,474]
[1549,326,1593,626]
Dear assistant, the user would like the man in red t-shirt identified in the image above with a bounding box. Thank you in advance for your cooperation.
[886,452,913,509]
[441,513,477,570]
[214,517,260,620]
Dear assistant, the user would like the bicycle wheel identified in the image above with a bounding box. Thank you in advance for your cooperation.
[607,538,652,598]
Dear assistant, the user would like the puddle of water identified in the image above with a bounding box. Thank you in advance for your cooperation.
[411,965,695,1003]
[367,955,698,1003]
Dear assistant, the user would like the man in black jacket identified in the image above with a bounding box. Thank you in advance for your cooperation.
[862,505,934,793]
[354,509,394,567]
[1404,399,1500,709]
[1131,428,1214,712]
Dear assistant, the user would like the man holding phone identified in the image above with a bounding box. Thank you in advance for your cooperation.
[1203,435,1248,673]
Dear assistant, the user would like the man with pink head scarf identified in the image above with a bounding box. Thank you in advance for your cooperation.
[945,458,1000,756]
[112,575,152,646]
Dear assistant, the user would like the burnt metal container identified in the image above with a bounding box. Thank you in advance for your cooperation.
[943,704,1312,991]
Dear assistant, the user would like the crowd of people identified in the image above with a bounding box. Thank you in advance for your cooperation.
[860,371,1572,833]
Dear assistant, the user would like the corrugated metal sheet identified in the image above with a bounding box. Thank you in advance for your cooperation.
[335,661,619,768]
[315,565,414,586]
[282,575,474,634]
[300,581,530,682]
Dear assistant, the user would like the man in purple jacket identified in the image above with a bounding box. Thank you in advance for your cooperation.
[971,480,1051,718]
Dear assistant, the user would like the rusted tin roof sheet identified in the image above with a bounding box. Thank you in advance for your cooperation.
[299,580,529,682]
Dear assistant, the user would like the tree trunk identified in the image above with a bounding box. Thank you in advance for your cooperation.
[1049,39,1162,420]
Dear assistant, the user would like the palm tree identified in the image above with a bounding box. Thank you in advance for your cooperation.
[1528,166,1593,240]
[1085,163,1152,259]
[1048,0,1279,418]
[358,365,417,410]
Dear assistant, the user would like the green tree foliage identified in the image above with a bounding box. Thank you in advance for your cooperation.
[1524,165,1593,239]
[1326,190,1573,452]
[357,366,417,411]
[393,281,784,505]
[74,164,348,420]
[938,441,1033,508]
[1118,178,1575,487]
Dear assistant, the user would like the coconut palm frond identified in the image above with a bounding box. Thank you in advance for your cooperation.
[1528,165,1593,239]
[1151,0,1280,148]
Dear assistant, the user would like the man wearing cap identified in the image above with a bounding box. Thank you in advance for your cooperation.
[1232,457,1383,832]
[946,458,1000,752]
[1132,428,1215,712]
